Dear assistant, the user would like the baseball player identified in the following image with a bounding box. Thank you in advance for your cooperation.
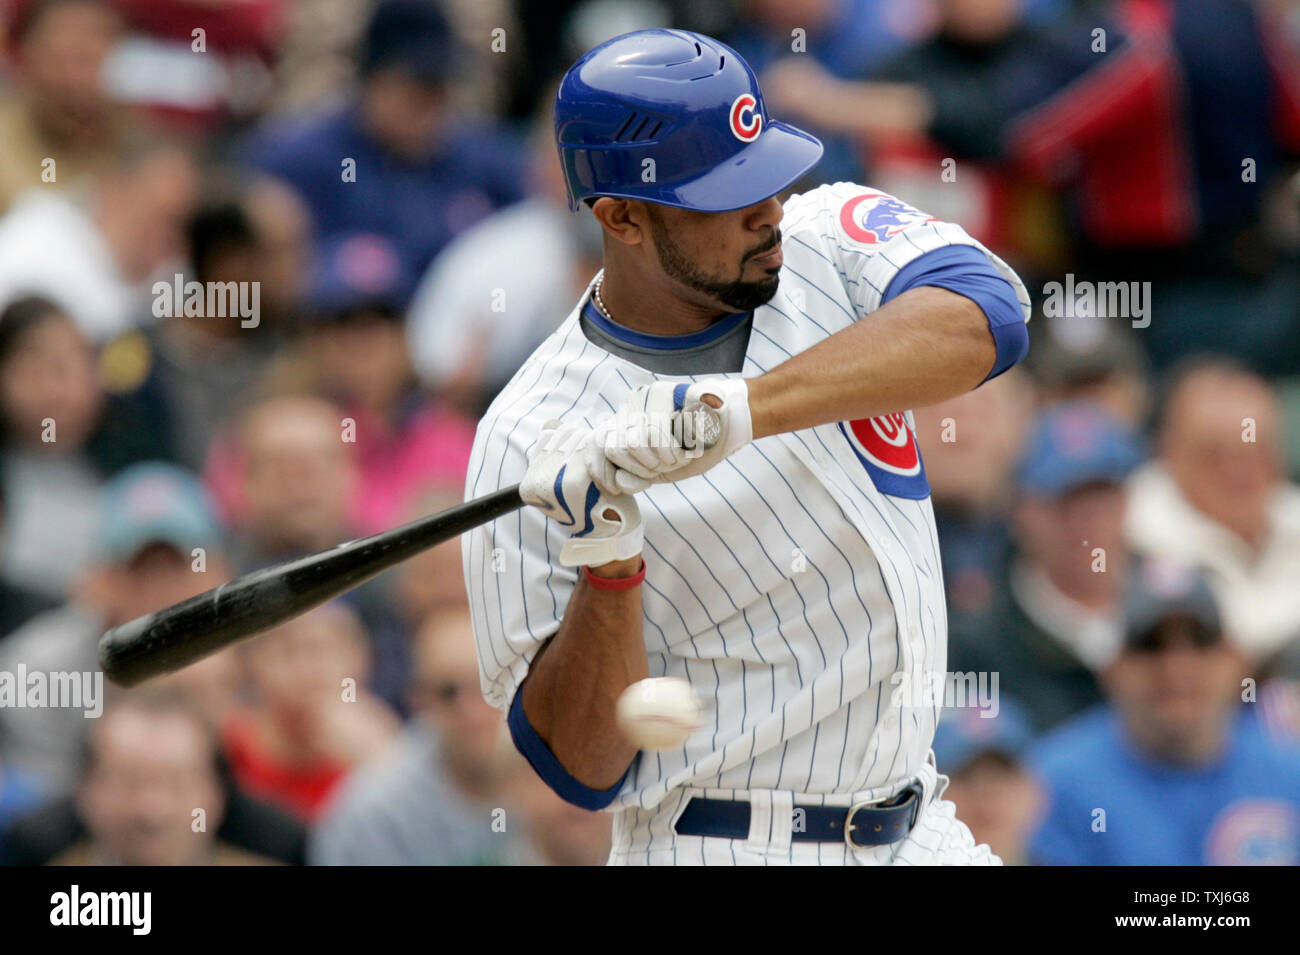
[464,29,1031,865]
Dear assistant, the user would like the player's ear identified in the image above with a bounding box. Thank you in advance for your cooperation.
[591,197,647,246]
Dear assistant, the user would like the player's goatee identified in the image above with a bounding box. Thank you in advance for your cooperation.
[648,212,781,312]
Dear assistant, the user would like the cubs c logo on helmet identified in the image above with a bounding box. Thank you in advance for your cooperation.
[729,93,762,142]
[839,193,937,245]
[840,413,930,499]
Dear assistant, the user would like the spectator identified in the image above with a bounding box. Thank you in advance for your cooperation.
[947,402,1144,731]
[4,761,308,866]
[4,641,306,865]
[267,0,371,114]
[0,736,46,865]
[272,0,515,119]
[207,392,356,560]
[861,0,1102,156]
[50,692,278,865]
[0,0,128,212]
[499,0,735,122]
[1029,558,1300,866]
[1125,358,1300,666]
[125,176,307,470]
[497,744,614,866]
[914,368,1033,625]
[222,602,400,823]
[932,699,1044,866]
[154,637,244,732]
[0,139,198,343]
[205,392,413,709]
[102,0,288,130]
[0,296,105,597]
[393,486,476,631]
[309,605,518,865]
[1027,311,1150,430]
[496,0,583,119]
[406,88,604,413]
[727,0,938,185]
[1256,670,1300,745]
[0,297,170,599]
[0,461,226,791]
[0,476,56,638]
[1008,0,1300,373]
[279,231,477,533]
[760,0,1105,263]
[243,0,525,278]
[240,175,312,326]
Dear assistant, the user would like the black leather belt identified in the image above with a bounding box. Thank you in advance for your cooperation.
[674,783,925,848]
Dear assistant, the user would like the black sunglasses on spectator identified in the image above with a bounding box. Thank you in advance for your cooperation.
[1130,618,1221,655]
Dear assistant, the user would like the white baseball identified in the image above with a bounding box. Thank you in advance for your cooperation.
[615,677,701,751]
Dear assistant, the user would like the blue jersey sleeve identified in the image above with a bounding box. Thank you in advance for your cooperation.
[881,245,1029,382]
[508,690,632,810]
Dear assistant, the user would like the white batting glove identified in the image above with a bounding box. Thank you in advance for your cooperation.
[600,378,752,485]
[589,381,701,494]
[520,422,644,567]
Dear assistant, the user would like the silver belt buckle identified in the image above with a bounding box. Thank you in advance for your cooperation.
[843,795,888,848]
[843,800,874,848]
[844,783,922,848]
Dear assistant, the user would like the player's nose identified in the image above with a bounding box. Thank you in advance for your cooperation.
[743,195,783,232]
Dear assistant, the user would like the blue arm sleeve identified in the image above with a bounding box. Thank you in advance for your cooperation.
[880,245,1029,382]
[507,689,632,810]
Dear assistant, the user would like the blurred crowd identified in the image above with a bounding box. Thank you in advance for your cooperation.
[0,0,1298,866]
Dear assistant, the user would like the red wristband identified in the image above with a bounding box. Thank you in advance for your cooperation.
[582,560,646,591]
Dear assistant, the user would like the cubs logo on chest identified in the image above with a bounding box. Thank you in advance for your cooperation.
[839,412,930,499]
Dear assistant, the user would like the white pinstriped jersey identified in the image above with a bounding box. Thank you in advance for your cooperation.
[464,182,1031,815]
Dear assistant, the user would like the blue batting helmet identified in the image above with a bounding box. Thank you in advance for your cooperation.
[554,29,824,213]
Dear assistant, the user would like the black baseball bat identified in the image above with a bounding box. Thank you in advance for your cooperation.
[98,484,524,687]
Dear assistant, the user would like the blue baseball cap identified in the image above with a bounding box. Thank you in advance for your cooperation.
[933,699,1035,776]
[306,233,417,318]
[360,0,459,85]
[1123,557,1223,649]
[1016,402,1143,497]
[99,463,221,563]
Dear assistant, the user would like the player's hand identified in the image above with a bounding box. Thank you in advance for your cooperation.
[589,381,703,494]
[520,421,645,567]
[602,378,752,485]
